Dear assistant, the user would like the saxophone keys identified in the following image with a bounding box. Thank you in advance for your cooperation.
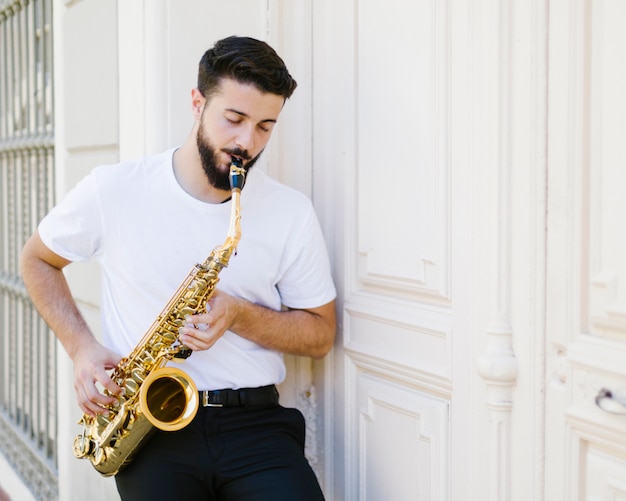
[93,446,106,466]
[124,378,139,396]
[131,368,146,384]
[193,277,208,288]
[170,316,185,328]
[185,297,199,309]
[138,352,155,365]
[96,413,111,427]
[72,434,94,458]
[152,341,167,353]
[161,332,177,343]
[179,306,196,317]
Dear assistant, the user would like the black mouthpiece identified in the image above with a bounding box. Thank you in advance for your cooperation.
[229,158,246,191]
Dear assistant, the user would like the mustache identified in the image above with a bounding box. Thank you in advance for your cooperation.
[222,148,251,163]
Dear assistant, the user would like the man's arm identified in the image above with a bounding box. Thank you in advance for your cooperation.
[180,290,336,359]
[20,231,122,415]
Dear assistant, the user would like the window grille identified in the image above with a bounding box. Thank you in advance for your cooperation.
[0,0,57,499]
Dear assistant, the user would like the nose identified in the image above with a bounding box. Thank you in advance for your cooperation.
[235,124,255,153]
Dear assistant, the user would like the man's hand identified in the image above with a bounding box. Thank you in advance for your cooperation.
[178,289,242,351]
[72,338,123,416]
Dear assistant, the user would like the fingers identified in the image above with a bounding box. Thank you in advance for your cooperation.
[179,318,222,351]
[178,290,238,351]
[75,372,119,416]
[75,376,118,416]
[74,349,123,417]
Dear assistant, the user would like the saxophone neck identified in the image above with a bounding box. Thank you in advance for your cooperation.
[225,158,245,244]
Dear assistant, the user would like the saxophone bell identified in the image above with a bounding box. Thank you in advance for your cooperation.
[139,367,199,432]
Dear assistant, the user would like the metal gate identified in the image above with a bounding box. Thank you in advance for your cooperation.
[0,0,57,499]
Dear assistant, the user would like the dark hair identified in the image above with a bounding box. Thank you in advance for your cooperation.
[197,36,297,101]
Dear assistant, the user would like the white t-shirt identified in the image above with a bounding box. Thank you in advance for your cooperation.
[38,149,336,390]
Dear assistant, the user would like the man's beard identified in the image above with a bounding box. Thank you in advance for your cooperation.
[196,123,260,191]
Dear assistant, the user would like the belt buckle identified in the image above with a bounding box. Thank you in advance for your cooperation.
[202,391,224,408]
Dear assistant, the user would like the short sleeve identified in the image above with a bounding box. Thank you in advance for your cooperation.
[38,172,103,262]
[276,206,336,309]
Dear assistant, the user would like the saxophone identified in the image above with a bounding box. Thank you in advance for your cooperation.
[72,158,246,476]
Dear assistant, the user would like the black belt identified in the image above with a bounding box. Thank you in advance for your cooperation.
[200,384,279,408]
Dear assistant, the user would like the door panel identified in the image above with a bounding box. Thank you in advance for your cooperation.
[355,0,449,300]
[356,371,449,500]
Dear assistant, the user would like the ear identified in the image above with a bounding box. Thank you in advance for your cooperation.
[191,88,206,119]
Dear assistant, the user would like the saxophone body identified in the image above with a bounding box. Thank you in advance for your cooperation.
[72,159,246,476]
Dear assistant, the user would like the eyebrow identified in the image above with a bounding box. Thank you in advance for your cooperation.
[225,108,277,124]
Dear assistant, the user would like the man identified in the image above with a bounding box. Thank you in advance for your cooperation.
[20,36,336,500]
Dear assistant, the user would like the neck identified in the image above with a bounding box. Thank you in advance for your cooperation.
[172,142,231,204]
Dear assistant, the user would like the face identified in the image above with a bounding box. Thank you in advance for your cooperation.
[195,78,285,190]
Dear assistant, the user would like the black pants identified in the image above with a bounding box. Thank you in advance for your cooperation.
[115,404,325,501]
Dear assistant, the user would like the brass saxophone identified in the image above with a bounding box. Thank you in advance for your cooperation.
[72,159,246,476]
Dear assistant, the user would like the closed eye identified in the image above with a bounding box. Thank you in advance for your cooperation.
[225,114,242,125]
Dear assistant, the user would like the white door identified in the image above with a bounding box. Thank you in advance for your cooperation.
[311,1,472,499]
[546,1,626,499]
